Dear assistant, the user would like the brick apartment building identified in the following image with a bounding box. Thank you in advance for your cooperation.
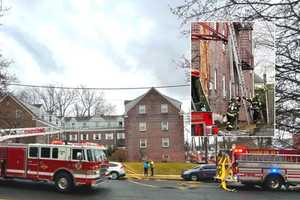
[124,88,185,162]
[0,94,60,143]
[61,115,125,148]
[192,22,254,122]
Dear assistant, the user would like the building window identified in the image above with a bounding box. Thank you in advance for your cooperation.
[81,134,89,140]
[162,138,170,148]
[72,123,75,128]
[69,134,78,141]
[139,105,146,114]
[119,121,123,127]
[105,133,114,140]
[117,133,125,139]
[222,75,226,98]
[83,122,87,128]
[140,139,147,148]
[161,104,168,113]
[139,122,147,131]
[49,116,52,122]
[93,133,101,140]
[161,121,168,131]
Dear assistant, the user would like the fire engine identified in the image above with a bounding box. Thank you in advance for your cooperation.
[217,146,300,191]
[0,142,109,192]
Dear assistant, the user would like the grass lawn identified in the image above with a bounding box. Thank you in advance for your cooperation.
[124,162,199,175]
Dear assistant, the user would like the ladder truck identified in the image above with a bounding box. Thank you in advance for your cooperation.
[217,146,300,191]
[0,142,109,192]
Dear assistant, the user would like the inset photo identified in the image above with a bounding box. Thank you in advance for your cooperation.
[191,22,275,137]
[185,136,299,190]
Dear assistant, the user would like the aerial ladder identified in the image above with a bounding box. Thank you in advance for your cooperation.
[228,23,250,125]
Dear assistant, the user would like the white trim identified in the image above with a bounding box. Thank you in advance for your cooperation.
[139,139,147,148]
[38,172,54,176]
[6,169,25,174]
[73,174,100,179]
[27,170,38,175]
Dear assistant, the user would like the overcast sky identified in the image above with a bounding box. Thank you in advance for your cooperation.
[0,0,190,114]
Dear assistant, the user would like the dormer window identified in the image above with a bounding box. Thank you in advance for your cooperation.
[139,105,146,114]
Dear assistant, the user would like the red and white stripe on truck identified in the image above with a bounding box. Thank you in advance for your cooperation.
[0,142,109,192]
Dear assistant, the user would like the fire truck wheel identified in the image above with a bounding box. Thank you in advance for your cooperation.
[264,175,283,191]
[190,174,199,181]
[54,172,74,192]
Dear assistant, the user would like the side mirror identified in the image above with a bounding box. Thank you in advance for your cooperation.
[76,152,83,161]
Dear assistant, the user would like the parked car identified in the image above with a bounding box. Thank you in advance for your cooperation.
[181,164,217,181]
[107,162,126,180]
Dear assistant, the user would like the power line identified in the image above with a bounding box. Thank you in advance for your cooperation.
[8,83,190,90]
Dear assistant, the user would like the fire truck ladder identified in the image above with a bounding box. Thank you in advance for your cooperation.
[0,127,61,142]
[228,23,250,125]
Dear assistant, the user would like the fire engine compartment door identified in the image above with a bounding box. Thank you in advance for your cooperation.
[6,147,26,177]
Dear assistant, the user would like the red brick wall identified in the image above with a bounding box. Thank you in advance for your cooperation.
[125,89,185,162]
[0,96,36,129]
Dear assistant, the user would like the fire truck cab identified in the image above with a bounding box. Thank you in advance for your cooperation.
[0,142,109,192]
[232,147,300,190]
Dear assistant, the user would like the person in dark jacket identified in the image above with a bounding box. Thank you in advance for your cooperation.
[149,160,154,176]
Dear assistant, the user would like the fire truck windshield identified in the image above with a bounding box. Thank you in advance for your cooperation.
[87,149,107,162]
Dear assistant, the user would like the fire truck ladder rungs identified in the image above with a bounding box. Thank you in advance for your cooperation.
[0,130,61,142]
[228,23,250,125]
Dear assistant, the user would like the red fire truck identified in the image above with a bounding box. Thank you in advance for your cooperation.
[0,142,109,192]
[231,146,300,190]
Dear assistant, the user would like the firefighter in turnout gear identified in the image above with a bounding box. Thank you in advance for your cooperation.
[215,151,235,192]
[244,94,263,123]
[226,97,241,131]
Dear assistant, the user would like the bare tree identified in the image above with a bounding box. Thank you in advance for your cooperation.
[55,87,76,117]
[17,88,41,105]
[171,0,300,133]
[0,53,15,96]
[74,85,115,117]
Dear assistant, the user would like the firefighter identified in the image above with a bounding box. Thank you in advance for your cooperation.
[215,151,235,192]
[244,94,263,123]
[226,97,241,131]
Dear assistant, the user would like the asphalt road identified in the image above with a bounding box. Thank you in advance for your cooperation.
[0,179,300,200]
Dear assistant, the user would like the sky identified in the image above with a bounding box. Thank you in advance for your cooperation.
[0,0,190,114]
